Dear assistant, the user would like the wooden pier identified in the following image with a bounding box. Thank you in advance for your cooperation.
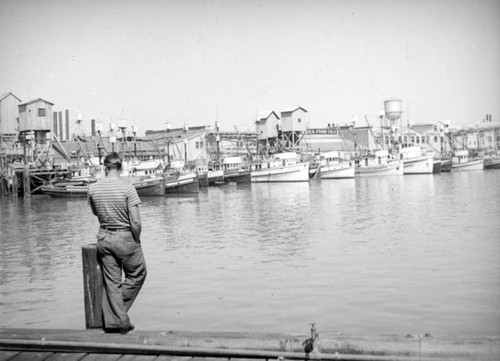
[0,327,499,361]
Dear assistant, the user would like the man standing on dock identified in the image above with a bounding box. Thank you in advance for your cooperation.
[88,152,147,334]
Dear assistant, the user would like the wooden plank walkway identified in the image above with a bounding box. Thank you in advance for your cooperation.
[1,328,499,361]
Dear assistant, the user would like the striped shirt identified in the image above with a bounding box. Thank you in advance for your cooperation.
[88,177,141,229]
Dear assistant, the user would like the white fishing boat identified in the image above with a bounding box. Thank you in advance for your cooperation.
[318,151,355,179]
[222,156,251,183]
[355,150,404,176]
[399,146,434,174]
[451,150,484,171]
[127,159,163,177]
[251,152,310,182]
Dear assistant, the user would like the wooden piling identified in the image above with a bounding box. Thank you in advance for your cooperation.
[82,244,103,329]
[23,166,30,198]
[0,171,4,197]
[12,172,18,196]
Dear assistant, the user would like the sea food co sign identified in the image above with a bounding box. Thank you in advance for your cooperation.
[307,128,338,135]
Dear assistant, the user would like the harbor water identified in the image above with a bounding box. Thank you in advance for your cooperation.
[1,170,499,337]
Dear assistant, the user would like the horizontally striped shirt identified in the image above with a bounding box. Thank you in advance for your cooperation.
[88,177,141,229]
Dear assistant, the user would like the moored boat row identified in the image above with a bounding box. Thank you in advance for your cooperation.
[39,148,496,198]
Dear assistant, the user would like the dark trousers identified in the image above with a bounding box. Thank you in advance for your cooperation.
[96,229,147,328]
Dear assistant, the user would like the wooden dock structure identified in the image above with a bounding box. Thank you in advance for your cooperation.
[0,327,499,361]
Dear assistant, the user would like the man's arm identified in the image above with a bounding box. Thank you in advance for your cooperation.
[87,195,98,216]
[129,204,142,243]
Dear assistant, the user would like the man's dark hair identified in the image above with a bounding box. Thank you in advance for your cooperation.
[104,152,122,171]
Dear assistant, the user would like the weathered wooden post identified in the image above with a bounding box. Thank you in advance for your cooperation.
[23,166,30,198]
[82,243,103,329]
[0,171,4,197]
[12,172,18,196]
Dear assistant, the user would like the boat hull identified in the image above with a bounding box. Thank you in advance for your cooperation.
[164,173,199,194]
[452,159,484,171]
[197,172,209,188]
[441,159,452,172]
[403,154,434,174]
[41,185,88,198]
[251,163,310,182]
[320,161,355,179]
[208,170,228,186]
[133,177,164,197]
[432,160,442,173]
[224,169,251,183]
[484,157,500,169]
[355,161,404,177]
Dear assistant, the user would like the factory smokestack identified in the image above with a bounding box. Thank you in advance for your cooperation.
[53,112,58,137]
[65,110,69,140]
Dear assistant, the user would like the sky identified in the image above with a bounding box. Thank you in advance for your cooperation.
[1,0,499,135]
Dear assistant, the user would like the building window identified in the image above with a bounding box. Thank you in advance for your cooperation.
[19,105,26,113]
[38,108,46,116]
[434,136,438,142]
[411,136,415,143]
[298,118,301,123]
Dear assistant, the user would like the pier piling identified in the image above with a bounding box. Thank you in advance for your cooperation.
[82,244,103,329]
[0,172,4,197]
[22,166,30,198]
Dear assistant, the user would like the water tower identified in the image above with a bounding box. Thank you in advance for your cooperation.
[384,98,403,150]
[384,98,402,123]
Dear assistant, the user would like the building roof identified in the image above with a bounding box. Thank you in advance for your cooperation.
[0,92,22,103]
[280,106,308,114]
[18,98,54,106]
[257,111,279,120]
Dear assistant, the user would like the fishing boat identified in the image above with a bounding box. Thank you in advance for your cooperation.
[133,169,199,196]
[133,176,164,197]
[127,159,164,178]
[318,151,355,179]
[355,150,404,176]
[194,164,209,188]
[309,162,320,178]
[164,171,199,194]
[451,150,484,171]
[433,157,452,173]
[484,152,500,169]
[222,156,251,183]
[399,146,434,174]
[161,161,199,194]
[40,180,90,198]
[251,152,310,182]
[441,158,453,172]
[207,163,228,186]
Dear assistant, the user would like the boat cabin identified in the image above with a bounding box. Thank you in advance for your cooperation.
[452,149,470,164]
[222,156,248,170]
